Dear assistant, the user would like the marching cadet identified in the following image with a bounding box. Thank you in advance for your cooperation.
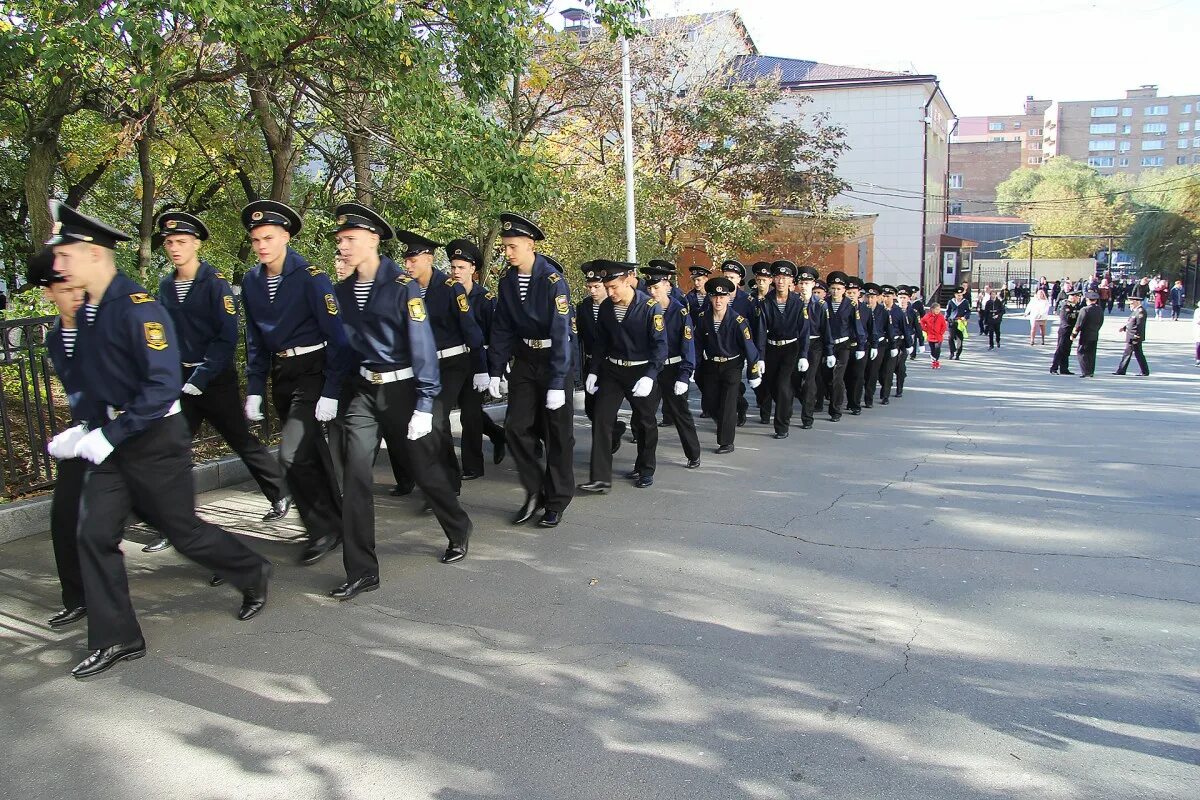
[946,285,971,360]
[446,238,507,477]
[152,212,290,550]
[908,286,926,361]
[748,261,775,423]
[795,267,833,430]
[695,276,761,453]
[578,261,667,492]
[684,265,710,322]
[1049,287,1082,375]
[757,260,808,439]
[862,283,892,408]
[239,200,350,565]
[46,202,270,679]
[893,287,923,397]
[577,262,628,454]
[750,261,773,300]
[843,275,869,415]
[486,212,574,528]
[330,204,472,599]
[1072,290,1105,377]
[647,259,685,429]
[718,259,757,427]
[822,271,866,422]
[394,229,486,507]
[877,285,905,404]
[643,263,702,468]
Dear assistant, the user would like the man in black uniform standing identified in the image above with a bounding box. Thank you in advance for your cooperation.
[823,271,866,421]
[758,260,808,438]
[795,266,832,429]
[946,285,970,360]
[1113,295,1150,376]
[719,259,758,427]
[695,277,761,453]
[843,275,869,415]
[643,263,701,468]
[578,261,667,492]
[1050,287,1081,374]
[1072,290,1105,377]
[240,201,350,565]
[486,213,574,528]
[576,262,627,455]
[877,285,904,405]
[47,202,270,679]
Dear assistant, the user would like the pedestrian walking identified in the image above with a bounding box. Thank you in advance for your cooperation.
[1050,288,1082,375]
[946,286,970,360]
[642,264,701,467]
[983,292,1006,349]
[694,276,761,453]
[1112,297,1150,377]
[1151,275,1168,319]
[1025,289,1050,345]
[757,260,808,438]
[920,302,947,368]
[1169,279,1185,321]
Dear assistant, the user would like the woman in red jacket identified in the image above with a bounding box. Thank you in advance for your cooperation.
[920,302,948,368]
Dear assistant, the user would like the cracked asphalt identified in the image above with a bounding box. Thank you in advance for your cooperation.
[1,314,1197,800]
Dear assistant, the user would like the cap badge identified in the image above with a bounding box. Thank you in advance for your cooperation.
[251,211,264,221]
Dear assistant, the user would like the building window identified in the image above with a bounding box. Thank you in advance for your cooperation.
[1028,142,1042,150]
[1091,106,1118,117]
[1142,140,1164,150]
[1181,122,1192,133]
[1088,140,1116,151]
[988,121,1004,131]
[1089,123,1117,134]
[1119,141,1131,152]
[1145,105,1169,116]
[1028,127,1041,136]
[1087,156,1115,167]
[1178,156,1189,165]
[991,136,1004,142]
[1141,156,1165,166]
[1180,139,1190,149]
[948,174,963,189]
[1122,124,1132,134]
[1121,108,1133,117]
[1194,137,1200,147]
[1118,157,1130,167]
[949,202,963,215]
[1013,121,1022,128]
[1143,122,1167,134]
[1185,104,1194,114]
[1028,156,1042,164]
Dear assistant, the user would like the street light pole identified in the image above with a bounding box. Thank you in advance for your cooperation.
[621,34,636,263]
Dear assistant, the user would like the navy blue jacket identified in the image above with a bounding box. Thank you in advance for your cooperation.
[74,273,182,446]
[334,256,440,414]
[904,305,925,347]
[946,297,971,322]
[488,254,573,390]
[827,295,868,351]
[806,295,835,357]
[695,307,760,379]
[157,262,237,390]
[421,268,485,374]
[241,248,350,399]
[757,291,810,347]
[466,283,496,342]
[576,297,602,357]
[659,299,696,381]
[46,321,89,424]
[590,291,669,381]
[684,289,708,323]
[867,302,893,348]
[886,304,911,349]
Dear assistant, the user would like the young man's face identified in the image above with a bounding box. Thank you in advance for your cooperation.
[249,225,290,266]
[44,283,84,319]
[722,270,742,287]
[163,233,201,267]
[772,274,793,294]
[710,294,730,314]
[830,283,845,300]
[404,252,434,280]
[335,229,379,269]
[586,280,605,303]
[52,242,101,287]
[648,280,670,305]
[754,276,771,295]
[604,277,632,304]
[449,260,476,286]
[692,274,707,292]
[501,237,534,267]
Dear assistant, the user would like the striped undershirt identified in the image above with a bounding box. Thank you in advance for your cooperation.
[354,280,372,310]
[591,303,600,322]
[831,299,842,313]
[60,328,77,358]
[266,274,283,302]
[776,300,787,314]
[613,303,628,322]
[174,279,193,303]
[713,316,722,332]
[84,304,98,326]
[517,274,531,301]
[419,284,427,299]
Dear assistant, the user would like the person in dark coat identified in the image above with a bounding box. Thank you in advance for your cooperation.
[1050,288,1081,375]
[1071,290,1105,377]
[1112,297,1149,376]
[982,293,1006,349]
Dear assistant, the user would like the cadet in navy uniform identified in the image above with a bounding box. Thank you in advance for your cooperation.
[695,277,761,453]
[718,259,758,427]
[795,266,833,429]
[684,266,710,322]
[748,261,775,423]
[485,213,574,528]
[907,287,926,360]
[1113,294,1149,376]
[758,260,809,439]
[892,287,923,397]
[842,276,870,415]
[647,259,684,429]
[239,200,349,565]
[330,205,472,598]
[862,283,892,408]
[394,229,486,505]
[576,261,627,454]
[945,285,970,360]
[643,264,702,468]
[155,212,289,540]
[578,261,668,492]
[823,271,866,421]
[446,238,507,477]
[46,202,270,679]
[877,285,905,404]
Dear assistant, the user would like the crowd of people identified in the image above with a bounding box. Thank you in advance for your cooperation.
[990,272,1187,320]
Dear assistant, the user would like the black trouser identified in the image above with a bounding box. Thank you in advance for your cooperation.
[929,342,942,361]
[654,363,701,461]
[893,347,909,393]
[798,337,824,425]
[505,344,574,513]
[987,321,1002,347]
[844,348,866,412]
[864,341,887,406]
[77,414,267,650]
[271,350,342,541]
[589,361,659,482]
[949,323,965,358]
[878,348,897,399]
[1171,303,1181,321]
[327,387,409,494]
[340,376,470,581]
[765,341,799,434]
[1115,340,1149,375]
[699,357,743,447]
[583,359,625,453]
[458,369,505,476]
[182,366,286,504]
[433,351,471,494]
[824,341,851,418]
[1077,338,1098,376]
[50,457,87,610]
[754,370,772,419]
[1050,328,1073,372]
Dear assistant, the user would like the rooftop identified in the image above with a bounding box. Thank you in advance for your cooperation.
[733,54,933,86]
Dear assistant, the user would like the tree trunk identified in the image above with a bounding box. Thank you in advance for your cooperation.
[347,127,373,205]
[478,220,501,286]
[23,81,76,250]
[247,72,296,202]
[136,109,158,279]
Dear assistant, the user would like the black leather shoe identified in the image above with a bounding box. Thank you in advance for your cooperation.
[391,482,415,497]
[829,415,841,422]
[612,420,627,455]
[72,638,147,679]
[774,431,789,439]
[209,574,225,587]
[624,469,641,480]
[634,474,654,488]
[329,575,380,600]
[299,535,341,565]
[737,410,747,427]
[261,497,291,522]
[881,397,890,405]
[685,458,701,469]
[440,544,468,563]
[715,444,734,454]
[48,606,87,628]
[142,537,172,553]
[491,435,506,465]
[420,501,434,515]
[849,409,861,416]
[895,391,903,398]
[462,471,482,481]
[863,401,873,409]
[658,419,670,427]
[800,422,812,429]
[577,481,611,494]
[538,509,563,528]
[1049,369,1059,374]
[1061,370,1075,375]
[238,562,271,620]
[513,493,544,525]
[759,412,770,424]
[1111,371,1123,375]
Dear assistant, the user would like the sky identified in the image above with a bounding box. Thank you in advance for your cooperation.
[552,0,1200,117]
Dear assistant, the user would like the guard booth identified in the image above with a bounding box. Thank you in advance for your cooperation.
[936,234,977,303]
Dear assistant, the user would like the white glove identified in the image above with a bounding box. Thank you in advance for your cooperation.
[673,380,688,395]
[498,377,509,395]
[487,376,502,399]
[48,424,87,460]
[585,374,599,394]
[631,377,654,398]
[756,360,766,378]
[825,356,836,368]
[181,382,203,396]
[407,409,433,440]
[315,396,338,422]
[798,357,810,372]
[245,395,264,421]
[869,348,878,360]
[889,348,898,358]
[854,350,865,360]
[545,389,566,410]
[75,428,114,465]
[472,373,490,392]
[748,377,762,389]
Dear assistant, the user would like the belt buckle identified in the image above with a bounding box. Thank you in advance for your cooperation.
[370,371,384,384]
[530,339,545,350]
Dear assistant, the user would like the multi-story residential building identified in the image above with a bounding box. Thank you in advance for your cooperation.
[954,96,1051,165]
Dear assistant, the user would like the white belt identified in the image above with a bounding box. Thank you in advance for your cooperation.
[705,355,740,362]
[877,336,888,342]
[438,344,469,359]
[834,336,850,344]
[276,342,325,358]
[768,338,798,346]
[360,366,414,384]
[663,356,682,365]
[108,399,181,421]
[809,335,820,339]
[523,338,552,349]
[181,361,204,368]
[607,357,648,367]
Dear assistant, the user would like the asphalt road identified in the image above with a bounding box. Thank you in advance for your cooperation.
[1,311,1197,800]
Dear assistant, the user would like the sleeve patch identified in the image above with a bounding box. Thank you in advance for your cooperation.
[130,292,153,304]
[446,278,455,287]
[457,294,470,313]
[396,276,412,285]
[743,326,752,341]
[324,294,339,315]
[408,298,427,322]
[555,295,569,315]
[683,324,692,340]
[653,314,664,332]
[308,266,323,276]
[485,291,495,301]
[144,322,168,350]
[223,296,236,315]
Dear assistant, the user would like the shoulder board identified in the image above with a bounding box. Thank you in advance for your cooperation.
[396,276,412,285]
[647,298,657,307]
[485,291,495,301]
[547,272,560,284]
[735,315,745,324]
[130,292,154,304]
[446,278,455,287]
[307,266,323,277]
[698,310,707,318]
